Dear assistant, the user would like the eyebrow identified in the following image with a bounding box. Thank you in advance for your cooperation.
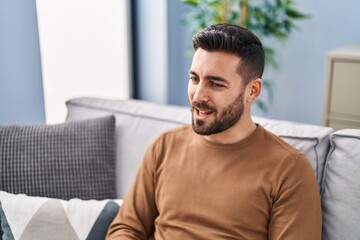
[189,70,229,84]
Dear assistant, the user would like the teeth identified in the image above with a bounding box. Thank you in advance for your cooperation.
[199,110,211,115]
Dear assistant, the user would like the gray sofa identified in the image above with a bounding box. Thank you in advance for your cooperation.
[65,97,360,240]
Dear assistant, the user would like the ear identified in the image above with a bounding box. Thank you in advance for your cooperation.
[246,78,262,103]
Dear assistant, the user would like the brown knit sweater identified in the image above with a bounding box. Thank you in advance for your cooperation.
[106,125,322,240]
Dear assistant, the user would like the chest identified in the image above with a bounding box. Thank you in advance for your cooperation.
[154,151,276,230]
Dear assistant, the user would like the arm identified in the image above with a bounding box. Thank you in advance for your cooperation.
[268,154,322,240]
[106,141,159,240]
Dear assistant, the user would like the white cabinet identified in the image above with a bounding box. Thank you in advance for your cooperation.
[323,43,360,130]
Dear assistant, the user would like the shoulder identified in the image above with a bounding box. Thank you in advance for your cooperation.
[155,124,193,143]
[162,124,192,136]
[144,125,193,170]
[259,125,302,156]
[148,124,193,153]
[256,125,314,179]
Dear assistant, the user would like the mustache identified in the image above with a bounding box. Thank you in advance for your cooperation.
[191,101,216,112]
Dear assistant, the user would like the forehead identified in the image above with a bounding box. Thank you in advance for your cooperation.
[190,48,241,77]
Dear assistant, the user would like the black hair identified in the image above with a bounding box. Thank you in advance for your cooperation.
[192,23,265,85]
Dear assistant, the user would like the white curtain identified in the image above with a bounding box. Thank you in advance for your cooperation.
[36,0,131,124]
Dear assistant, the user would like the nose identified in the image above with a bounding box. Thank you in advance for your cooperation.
[192,81,209,102]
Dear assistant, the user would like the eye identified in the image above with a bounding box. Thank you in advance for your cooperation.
[211,82,224,88]
[189,76,199,83]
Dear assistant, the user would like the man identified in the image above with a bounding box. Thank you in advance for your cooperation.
[106,23,322,239]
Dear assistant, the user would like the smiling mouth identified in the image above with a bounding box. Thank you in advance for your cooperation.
[193,107,214,119]
[192,102,216,119]
[197,108,213,115]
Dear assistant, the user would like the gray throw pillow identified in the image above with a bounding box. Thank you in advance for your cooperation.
[0,115,116,200]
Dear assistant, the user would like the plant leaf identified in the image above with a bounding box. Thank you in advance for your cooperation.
[181,0,199,6]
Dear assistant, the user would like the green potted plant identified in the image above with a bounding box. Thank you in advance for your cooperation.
[181,0,309,113]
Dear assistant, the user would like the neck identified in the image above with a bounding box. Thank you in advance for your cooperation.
[203,115,257,144]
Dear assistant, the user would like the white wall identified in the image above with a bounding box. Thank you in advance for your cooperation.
[36,0,131,124]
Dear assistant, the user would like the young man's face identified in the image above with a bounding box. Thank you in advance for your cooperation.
[188,48,247,135]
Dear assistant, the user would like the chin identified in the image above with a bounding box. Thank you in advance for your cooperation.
[191,119,207,135]
[192,121,216,136]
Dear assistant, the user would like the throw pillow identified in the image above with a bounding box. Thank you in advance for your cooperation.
[0,115,116,200]
[0,191,122,240]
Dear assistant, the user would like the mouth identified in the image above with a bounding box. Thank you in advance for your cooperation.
[195,108,213,117]
[193,106,214,119]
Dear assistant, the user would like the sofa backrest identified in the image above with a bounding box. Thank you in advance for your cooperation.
[321,129,360,240]
[66,97,333,198]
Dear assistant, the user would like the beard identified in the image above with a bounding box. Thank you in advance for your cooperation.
[191,92,245,136]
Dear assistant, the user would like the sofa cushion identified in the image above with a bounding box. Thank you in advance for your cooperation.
[0,115,116,200]
[0,191,122,240]
[253,116,333,190]
[321,129,360,240]
[66,98,191,198]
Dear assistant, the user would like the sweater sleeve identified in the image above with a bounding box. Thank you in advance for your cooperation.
[268,153,322,240]
[106,140,159,240]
